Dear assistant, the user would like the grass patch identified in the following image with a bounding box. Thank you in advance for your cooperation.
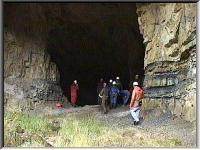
[4,110,183,147]
[55,114,106,147]
[4,110,52,147]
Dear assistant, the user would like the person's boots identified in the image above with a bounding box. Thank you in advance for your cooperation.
[134,121,139,126]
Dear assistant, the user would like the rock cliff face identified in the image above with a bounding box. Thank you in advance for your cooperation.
[4,3,197,122]
[137,3,196,121]
[4,30,63,109]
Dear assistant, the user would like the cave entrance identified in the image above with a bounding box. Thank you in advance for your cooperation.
[46,3,145,106]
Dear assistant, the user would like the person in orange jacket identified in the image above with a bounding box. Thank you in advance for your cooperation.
[129,82,144,125]
[70,80,79,107]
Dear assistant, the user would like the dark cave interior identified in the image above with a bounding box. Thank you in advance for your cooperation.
[4,3,145,106]
[45,3,145,105]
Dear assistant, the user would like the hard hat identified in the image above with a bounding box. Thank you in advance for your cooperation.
[74,80,77,84]
[116,76,119,80]
[109,79,113,83]
[113,81,116,85]
[133,82,138,86]
[135,75,139,79]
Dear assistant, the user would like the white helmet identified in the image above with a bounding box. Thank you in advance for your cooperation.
[109,79,113,83]
[112,81,116,85]
[74,80,77,84]
[116,76,120,80]
[133,82,138,86]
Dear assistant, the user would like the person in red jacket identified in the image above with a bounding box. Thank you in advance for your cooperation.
[130,82,144,125]
[70,80,79,107]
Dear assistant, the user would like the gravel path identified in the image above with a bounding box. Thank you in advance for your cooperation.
[93,106,196,147]
[32,104,196,147]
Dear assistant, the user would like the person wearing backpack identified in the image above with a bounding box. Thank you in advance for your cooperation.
[129,82,144,125]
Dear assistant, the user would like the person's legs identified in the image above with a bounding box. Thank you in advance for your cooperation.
[71,95,75,106]
[102,98,107,113]
[130,107,140,122]
[123,91,130,105]
[136,108,141,119]
[113,96,117,108]
[98,96,101,105]
[110,96,114,108]
[117,91,122,105]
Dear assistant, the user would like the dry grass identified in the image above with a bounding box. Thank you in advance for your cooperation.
[4,109,183,147]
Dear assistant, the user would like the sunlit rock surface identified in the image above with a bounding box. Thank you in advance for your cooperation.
[137,3,196,121]
[4,30,63,108]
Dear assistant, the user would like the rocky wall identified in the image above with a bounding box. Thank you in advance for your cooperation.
[4,30,63,109]
[137,3,196,121]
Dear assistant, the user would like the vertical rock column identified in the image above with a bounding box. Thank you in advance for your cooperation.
[136,3,196,121]
[4,30,63,109]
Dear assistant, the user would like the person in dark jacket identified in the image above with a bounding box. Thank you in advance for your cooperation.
[116,76,123,91]
[97,78,104,105]
[70,80,79,107]
[121,90,130,106]
[107,79,113,108]
[116,76,123,105]
[99,82,109,114]
[110,81,120,109]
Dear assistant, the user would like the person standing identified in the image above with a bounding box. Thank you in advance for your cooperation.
[130,82,144,125]
[107,79,113,108]
[108,79,113,91]
[116,76,123,105]
[110,81,120,109]
[134,74,143,86]
[121,89,130,106]
[97,78,104,105]
[116,76,123,91]
[99,82,109,114]
[70,80,79,107]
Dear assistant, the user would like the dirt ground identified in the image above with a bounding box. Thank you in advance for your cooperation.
[27,102,196,147]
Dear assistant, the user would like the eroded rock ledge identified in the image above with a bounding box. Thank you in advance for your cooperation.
[137,3,196,121]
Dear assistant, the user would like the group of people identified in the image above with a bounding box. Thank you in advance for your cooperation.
[97,75,144,125]
[97,77,129,110]
[69,75,144,126]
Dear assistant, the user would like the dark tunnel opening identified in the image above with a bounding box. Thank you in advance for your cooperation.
[46,3,145,106]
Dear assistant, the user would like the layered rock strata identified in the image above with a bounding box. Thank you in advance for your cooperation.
[4,30,63,109]
[137,3,196,121]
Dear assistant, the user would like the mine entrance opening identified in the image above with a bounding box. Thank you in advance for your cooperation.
[46,3,145,106]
